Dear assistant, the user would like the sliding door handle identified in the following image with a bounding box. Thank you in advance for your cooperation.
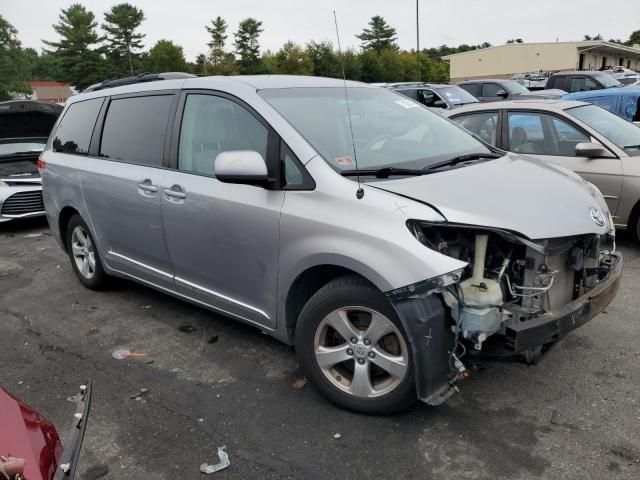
[164,185,186,199]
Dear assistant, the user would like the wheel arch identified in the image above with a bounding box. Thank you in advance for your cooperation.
[58,205,80,252]
[283,261,387,342]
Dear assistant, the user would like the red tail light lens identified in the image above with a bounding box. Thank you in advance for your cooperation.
[37,156,46,172]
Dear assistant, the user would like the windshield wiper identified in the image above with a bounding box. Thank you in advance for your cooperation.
[622,144,640,150]
[423,152,502,171]
[340,167,426,178]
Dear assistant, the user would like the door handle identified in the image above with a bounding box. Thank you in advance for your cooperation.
[164,185,186,199]
[138,180,157,193]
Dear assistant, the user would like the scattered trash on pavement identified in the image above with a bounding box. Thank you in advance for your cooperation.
[200,447,230,474]
[23,233,43,238]
[179,324,197,333]
[129,388,149,400]
[292,378,307,390]
[208,335,219,344]
[170,368,182,374]
[550,409,559,425]
[111,349,147,360]
[333,433,342,439]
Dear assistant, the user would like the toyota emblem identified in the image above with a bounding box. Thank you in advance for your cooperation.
[589,208,605,227]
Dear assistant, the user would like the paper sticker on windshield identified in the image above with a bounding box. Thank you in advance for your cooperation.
[335,156,355,166]
[395,99,419,109]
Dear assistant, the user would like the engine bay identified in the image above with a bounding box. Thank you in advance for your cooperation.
[409,221,614,351]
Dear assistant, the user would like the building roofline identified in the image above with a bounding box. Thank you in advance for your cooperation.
[441,40,640,60]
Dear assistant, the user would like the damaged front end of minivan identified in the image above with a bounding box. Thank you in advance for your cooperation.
[386,221,622,405]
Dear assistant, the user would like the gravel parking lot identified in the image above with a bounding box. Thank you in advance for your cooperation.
[1,218,639,480]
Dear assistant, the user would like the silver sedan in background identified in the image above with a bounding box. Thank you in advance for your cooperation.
[445,99,640,237]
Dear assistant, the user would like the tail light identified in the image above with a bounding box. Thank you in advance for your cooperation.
[37,155,46,172]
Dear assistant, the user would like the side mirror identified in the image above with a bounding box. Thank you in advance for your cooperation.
[495,89,508,99]
[432,100,447,109]
[575,142,610,158]
[214,150,268,185]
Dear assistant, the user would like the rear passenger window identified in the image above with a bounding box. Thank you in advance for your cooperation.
[178,94,268,177]
[52,98,103,154]
[100,95,173,166]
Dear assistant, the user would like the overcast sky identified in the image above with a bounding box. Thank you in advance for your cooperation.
[3,0,640,61]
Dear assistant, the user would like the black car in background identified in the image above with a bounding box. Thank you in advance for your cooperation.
[457,79,563,102]
[380,82,479,109]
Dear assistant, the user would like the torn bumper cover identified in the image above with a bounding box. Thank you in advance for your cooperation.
[504,253,623,353]
[388,294,457,405]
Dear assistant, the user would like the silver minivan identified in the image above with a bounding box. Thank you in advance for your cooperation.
[42,75,622,413]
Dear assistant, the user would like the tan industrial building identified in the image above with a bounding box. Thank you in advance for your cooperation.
[11,81,74,103]
[443,40,640,82]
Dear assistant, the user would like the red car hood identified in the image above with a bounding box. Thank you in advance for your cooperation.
[0,387,61,480]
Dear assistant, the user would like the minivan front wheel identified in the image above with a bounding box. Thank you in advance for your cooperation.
[66,214,108,289]
[295,275,416,414]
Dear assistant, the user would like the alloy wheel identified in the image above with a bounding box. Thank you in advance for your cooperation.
[313,306,409,398]
[71,226,96,280]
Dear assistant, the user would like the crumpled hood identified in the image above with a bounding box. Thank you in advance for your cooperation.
[371,153,610,240]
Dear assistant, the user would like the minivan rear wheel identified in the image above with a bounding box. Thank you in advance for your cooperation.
[295,275,416,414]
[66,214,109,290]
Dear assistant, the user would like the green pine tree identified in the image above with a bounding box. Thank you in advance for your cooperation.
[206,17,227,68]
[44,4,106,90]
[234,18,263,74]
[102,3,145,76]
[356,16,398,54]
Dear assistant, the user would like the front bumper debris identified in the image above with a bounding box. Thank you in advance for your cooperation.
[53,381,92,480]
[504,253,623,353]
[388,295,457,405]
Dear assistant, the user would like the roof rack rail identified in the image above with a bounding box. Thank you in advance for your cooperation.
[83,72,196,93]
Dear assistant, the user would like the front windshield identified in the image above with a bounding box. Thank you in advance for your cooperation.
[568,104,640,155]
[593,72,622,88]
[437,86,478,105]
[260,87,490,172]
[504,80,531,95]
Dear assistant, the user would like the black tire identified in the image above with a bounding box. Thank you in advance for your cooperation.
[65,214,109,290]
[295,275,416,414]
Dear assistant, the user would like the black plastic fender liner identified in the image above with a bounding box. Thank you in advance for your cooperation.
[388,294,457,405]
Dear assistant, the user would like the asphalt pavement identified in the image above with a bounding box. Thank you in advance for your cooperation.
[1,218,639,479]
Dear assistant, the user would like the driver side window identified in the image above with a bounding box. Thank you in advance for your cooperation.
[178,94,268,177]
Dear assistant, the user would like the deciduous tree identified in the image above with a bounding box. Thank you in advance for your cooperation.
[144,39,187,73]
[0,15,31,99]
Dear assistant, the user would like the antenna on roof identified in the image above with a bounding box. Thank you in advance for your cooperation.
[333,10,364,200]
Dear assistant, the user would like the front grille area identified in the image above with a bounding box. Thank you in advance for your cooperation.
[1,190,45,216]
